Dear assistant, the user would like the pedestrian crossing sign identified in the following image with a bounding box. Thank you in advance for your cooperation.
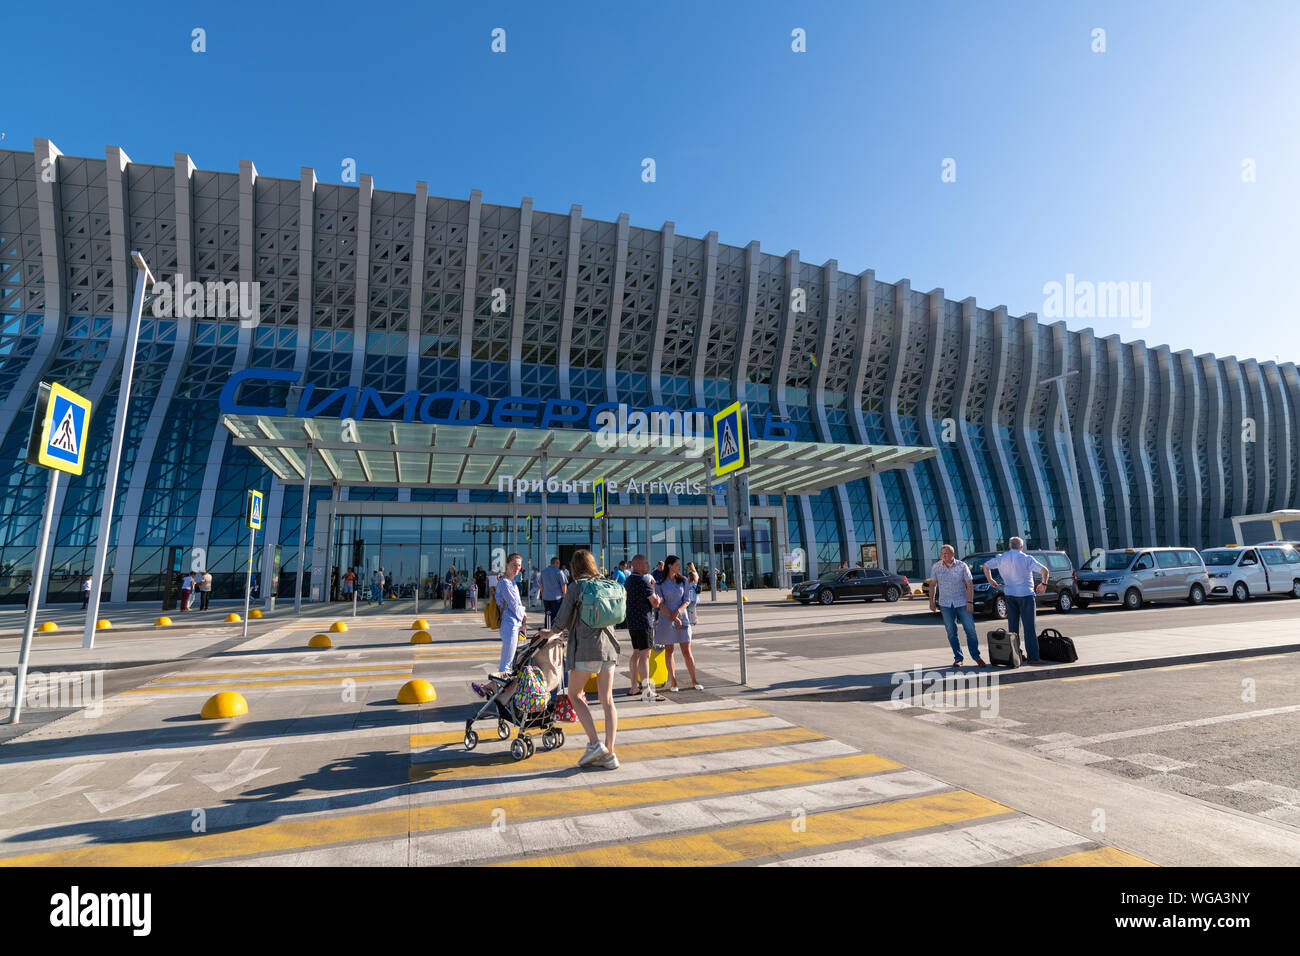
[594,477,607,519]
[247,489,264,530]
[26,381,92,475]
[713,401,750,478]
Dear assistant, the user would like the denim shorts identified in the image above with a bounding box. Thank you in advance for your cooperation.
[574,660,616,673]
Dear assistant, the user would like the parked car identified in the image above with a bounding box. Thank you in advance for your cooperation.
[792,567,911,605]
[1200,545,1300,601]
[1074,547,1210,609]
[925,550,1079,617]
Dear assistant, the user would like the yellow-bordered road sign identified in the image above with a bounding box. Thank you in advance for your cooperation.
[247,489,264,530]
[594,477,607,519]
[713,401,750,478]
[26,382,92,475]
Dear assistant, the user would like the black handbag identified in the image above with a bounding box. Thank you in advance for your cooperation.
[1037,628,1078,663]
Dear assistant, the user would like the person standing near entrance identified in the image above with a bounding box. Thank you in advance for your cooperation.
[81,575,91,610]
[624,554,664,700]
[342,567,356,602]
[180,572,194,612]
[656,555,702,691]
[928,544,984,668]
[983,538,1048,663]
[199,569,213,610]
[494,552,526,674]
[540,556,567,627]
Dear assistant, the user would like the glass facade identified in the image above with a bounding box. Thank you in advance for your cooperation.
[1,142,1295,603]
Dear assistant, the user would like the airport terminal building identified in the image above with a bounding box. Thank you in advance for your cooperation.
[2,140,1298,603]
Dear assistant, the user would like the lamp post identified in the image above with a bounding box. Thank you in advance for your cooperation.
[83,252,154,649]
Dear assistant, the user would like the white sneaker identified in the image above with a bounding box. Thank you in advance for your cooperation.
[594,750,620,770]
[641,680,657,703]
[577,741,609,767]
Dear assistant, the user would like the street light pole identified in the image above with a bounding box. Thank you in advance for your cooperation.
[83,252,153,649]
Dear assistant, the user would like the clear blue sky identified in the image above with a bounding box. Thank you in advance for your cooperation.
[7,0,1298,362]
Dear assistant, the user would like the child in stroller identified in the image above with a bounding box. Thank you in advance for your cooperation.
[465,628,568,760]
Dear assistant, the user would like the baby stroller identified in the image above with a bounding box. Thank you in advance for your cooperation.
[463,629,568,760]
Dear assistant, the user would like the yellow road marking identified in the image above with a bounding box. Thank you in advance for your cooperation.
[124,672,413,694]
[1153,663,1209,673]
[151,665,415,682]
[1025,846,1156,867]
[408,726,826,782]
[410,706,772,748]
[495,789,1010,867]
[0,753,898,868]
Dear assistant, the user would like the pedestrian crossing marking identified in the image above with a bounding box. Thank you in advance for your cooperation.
[152,665,415,682]
[410,706,772,749]
[0,752,902,868]
[408,726,826,782]
[51,407,78,454]
[1024,846,1157,867]
[493,790,1012,867]
[123,671,413,695]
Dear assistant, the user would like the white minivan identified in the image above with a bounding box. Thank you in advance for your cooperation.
[1200,545,1300,601]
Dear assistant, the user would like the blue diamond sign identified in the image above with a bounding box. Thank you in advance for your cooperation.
[26,382,92,476]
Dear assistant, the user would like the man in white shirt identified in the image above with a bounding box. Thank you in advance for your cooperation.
[983,537,1049,662]
[928,545,984,667]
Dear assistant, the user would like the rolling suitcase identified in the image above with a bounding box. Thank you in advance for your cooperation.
[986,627,1023,668]
[1037,627,1078,663]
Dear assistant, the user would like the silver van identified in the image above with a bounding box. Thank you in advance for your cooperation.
[1200,545,1300,601]
[1074,547,1211,610]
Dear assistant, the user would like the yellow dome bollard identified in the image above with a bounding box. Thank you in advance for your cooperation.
[225,612,242,623]
[411,619,429,630]
[308,633,333,648]
[249,608,263,619]
[410,630,433,644]
[397,679,436,704]
[200,691,248,719]
[155,616,172,626]
[96,619,112,629]
[38,621,58,632]
[329,621,348,633]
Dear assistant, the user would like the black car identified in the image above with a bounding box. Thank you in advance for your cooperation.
[931,550,1078,617]
[792,567,911,605]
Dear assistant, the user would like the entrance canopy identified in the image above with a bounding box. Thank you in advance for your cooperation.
[220,415,938,495]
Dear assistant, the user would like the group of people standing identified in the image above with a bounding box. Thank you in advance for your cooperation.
[486,549,704,771]
[927,536,1050,666]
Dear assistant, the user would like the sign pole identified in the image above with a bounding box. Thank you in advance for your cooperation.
[8,469,60,724]
[733,474,748,686]
[705,464,717,601]
[295,442,313,613]
[242,524,255,641]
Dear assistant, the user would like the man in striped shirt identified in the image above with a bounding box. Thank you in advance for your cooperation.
[929,544,984,667]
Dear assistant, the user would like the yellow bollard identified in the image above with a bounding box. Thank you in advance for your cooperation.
[249,608,263,619]
[96,619,112,629]
[411,619,429,630]
[329,621,348,633]
[410,630,433,644]
[308,633,333,648]
[38,621,58,632]
[155,616,172,626]
[396,679,436,703]
[200,691,248,719]
[225,612,242,623]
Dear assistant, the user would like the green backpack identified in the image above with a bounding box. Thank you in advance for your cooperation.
[578,577,626,629]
